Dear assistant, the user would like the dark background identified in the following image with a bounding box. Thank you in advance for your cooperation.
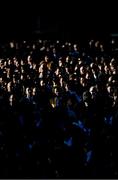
[0,2,117,40]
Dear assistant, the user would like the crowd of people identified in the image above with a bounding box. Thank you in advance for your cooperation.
[0,38,117,178]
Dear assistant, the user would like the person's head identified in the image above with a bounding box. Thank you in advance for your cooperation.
[26,87,31,97]
[82,91,91,105]
[73,44,78,51]
[89,86,98,99]
[9,94,15,106]
[39,64,44,73]
[104,65,109,74]
[85,71,92,80]
[95,41,100,48]
[89,39,94,47]
[33,63,37,70]
[80,77,87,87]
[7,82,12,92]
[40,79,45,87]
[98,64,104,72]
[64,83,69,92]
[52,48,56,54]
[80,66,86,76]
[55,68,60,76]
[66,56,70,63]
[59,59,62,67]
[20,74,24,80]
[12,77,16,84]
[20,60,24,66]
[110,59,117,72]
[107,85,114,96]
[4,61,7,66]
[113,90,118,102]
[44,55,49,62]
[32,44,36,50]
[32,87,37,96]
[54,87,59,96]
[8,59,11,65]
[21,66,24,73]
[27,55,32,64]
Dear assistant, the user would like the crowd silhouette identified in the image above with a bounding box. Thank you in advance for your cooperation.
[0,38,117,178]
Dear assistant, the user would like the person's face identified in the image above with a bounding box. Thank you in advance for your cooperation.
[107,86,113,95]
[4,61,7,66]
[65,67,69,73]
[40,80,45,87]
[80,77,86,86]
[21,60,24,66]
[20,75,24,80]
[85,72,91,80]
[54,88,59,96]
[0,78,3,84]
[7,82,12,92]
[55,68,59,76]
[59,60,62,67]
[60,78,63,87]
[8,60,11,65]
[9,94,14,105]
[65,83,69,91]
[110,65,115,72]
[13,78,16,84]
[44,56,49,62]
[67,98,72,106]
[95,41,100,48]
[113,93,117,102]
[32,88,36,96]
[26,88,31,96]
[80,66,86,75]
[21,68,24,73]
[104,65,109,73]
[33,63,36,70]
[39,64,44,73]
[32,44,36,50]
[89,87,97,98]
[27,56,32,63]
[53,48,56,54]
[66,56,69,63]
